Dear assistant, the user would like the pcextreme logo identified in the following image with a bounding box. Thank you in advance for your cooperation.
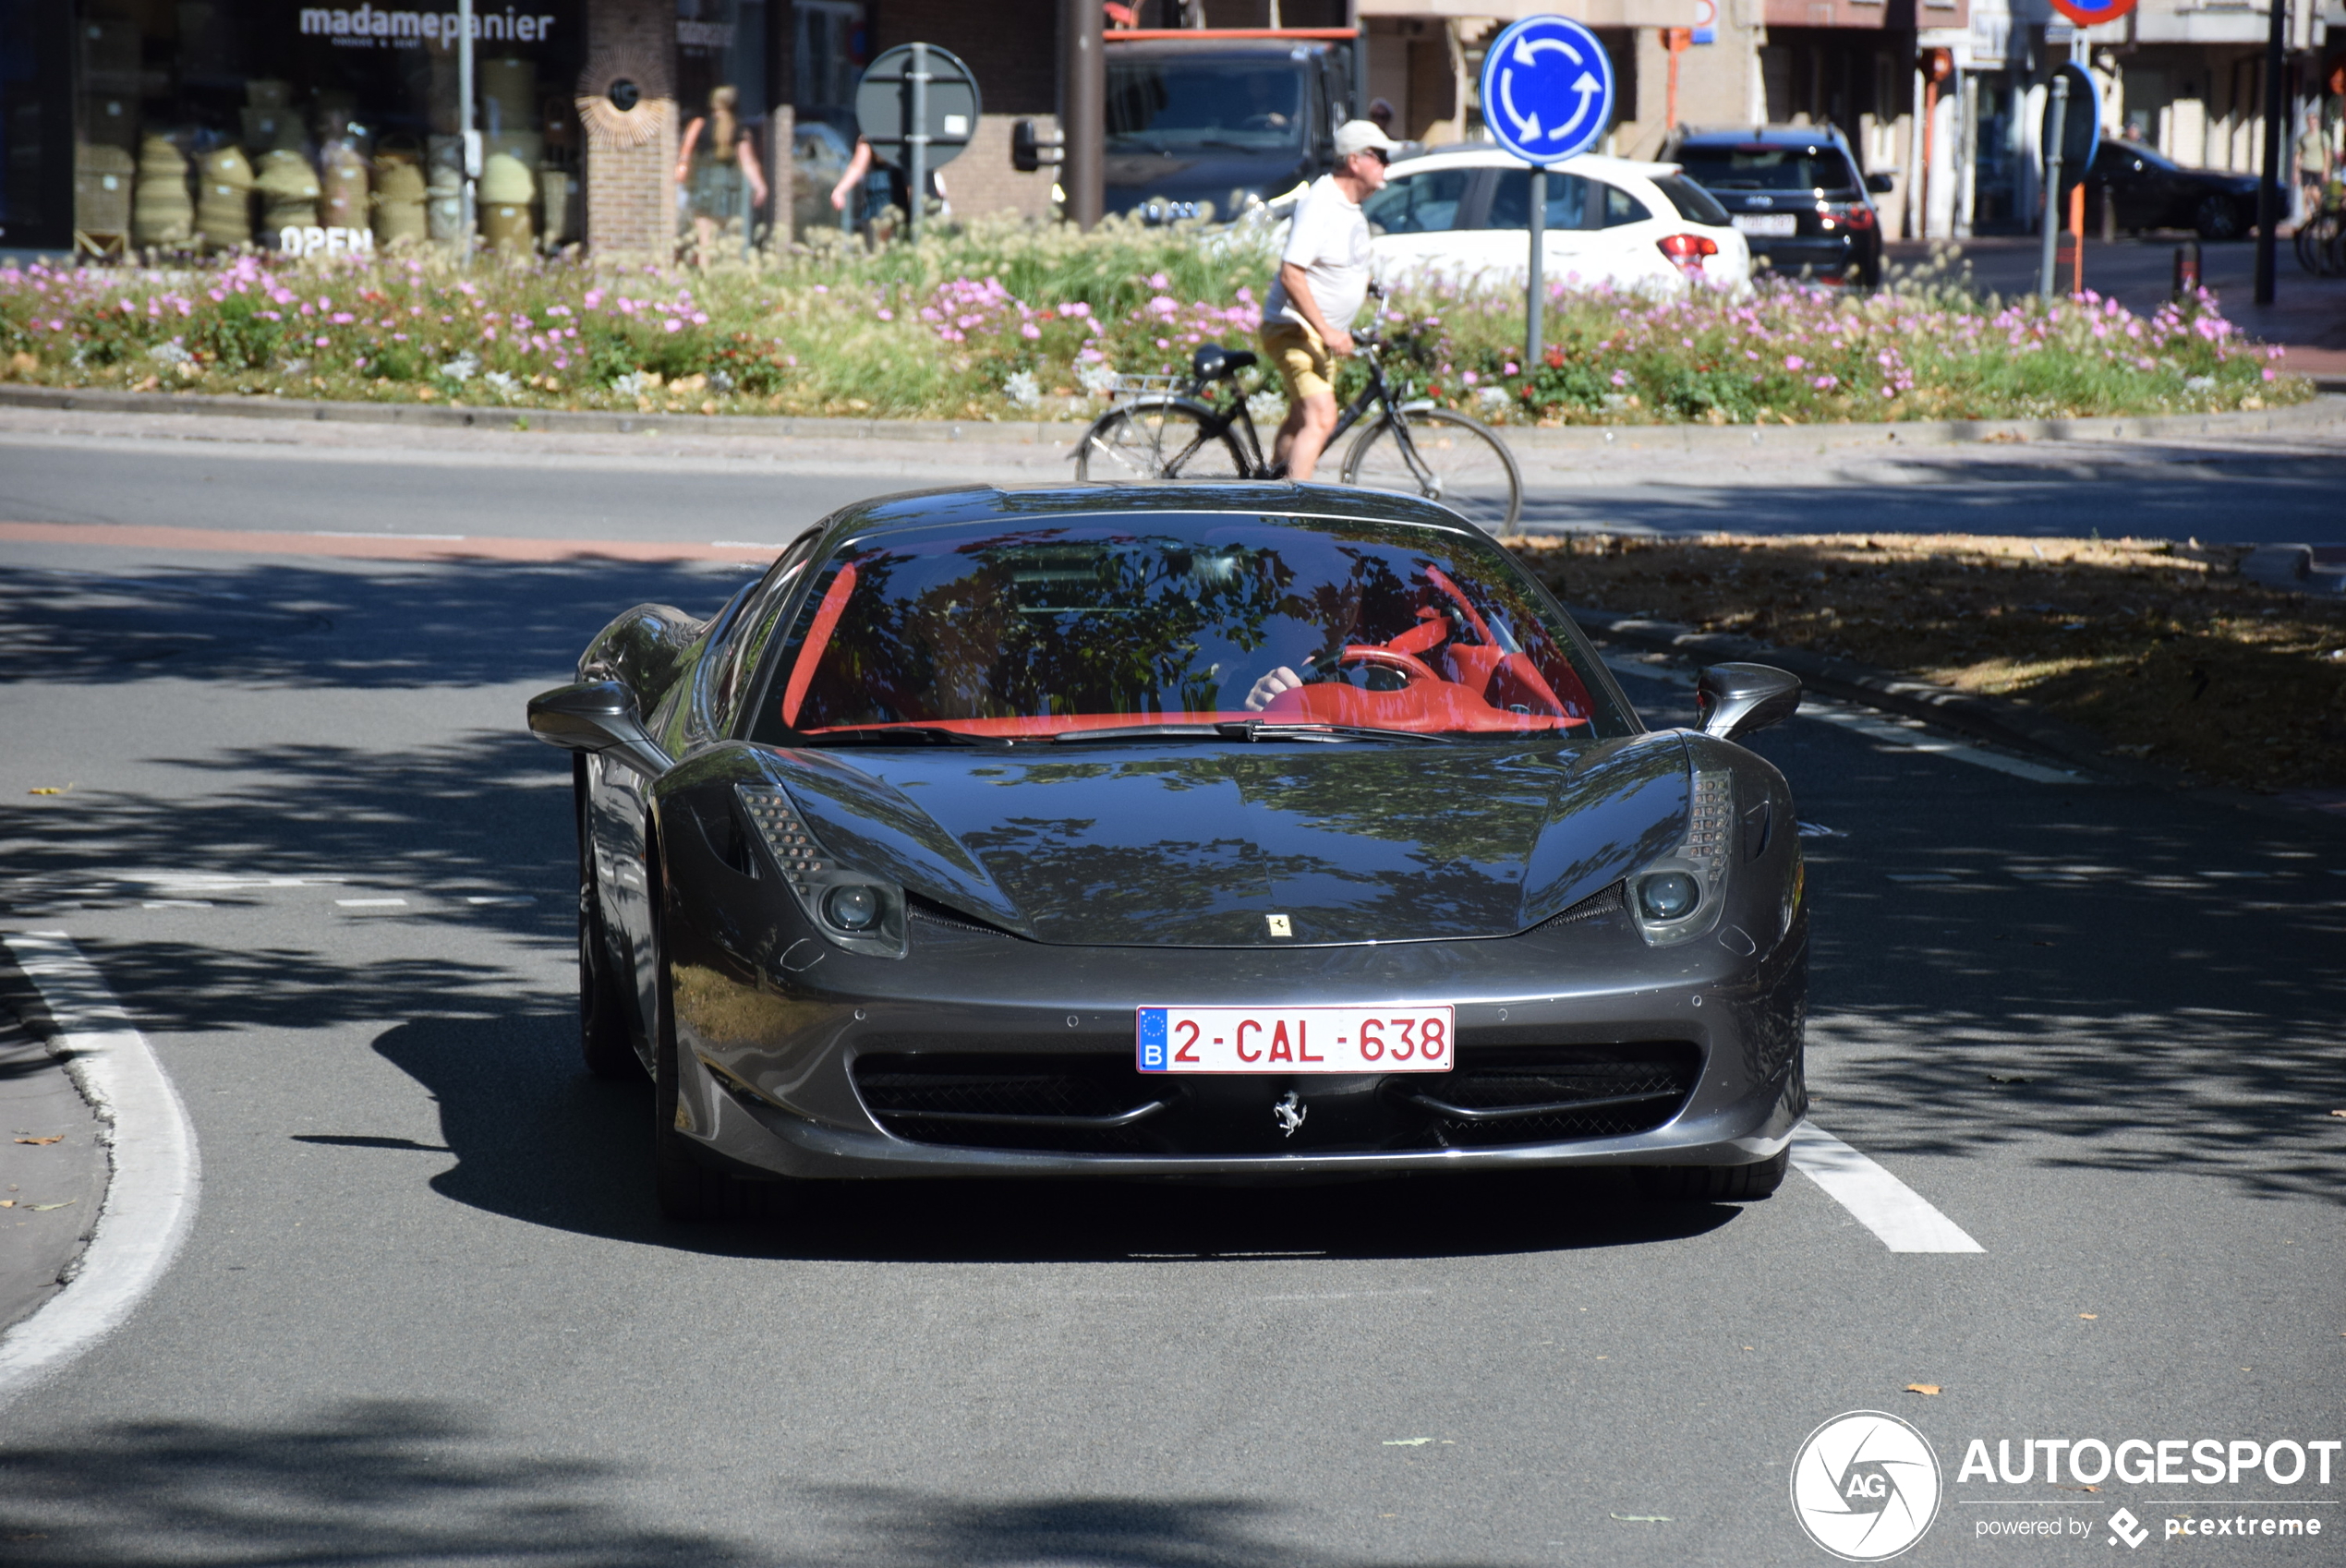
[1792,1411,1945,1562]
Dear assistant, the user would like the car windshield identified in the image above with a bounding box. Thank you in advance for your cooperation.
[751,516,1627,743]
[1674,145,1857,193]
[1106,61,1306,151]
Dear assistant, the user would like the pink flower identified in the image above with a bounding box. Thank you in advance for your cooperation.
[1784,356,1805,370]
[664,319,683,332]
[877,308,893,321]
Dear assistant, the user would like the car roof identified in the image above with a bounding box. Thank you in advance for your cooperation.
[1389,145,1680,182]
[807,483,1485,547]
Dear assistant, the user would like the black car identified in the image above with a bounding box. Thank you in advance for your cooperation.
[1665,127,1896,287]
[1101,36,1353,223]
[527,485,1810,1222]
[2086,139,2260,241]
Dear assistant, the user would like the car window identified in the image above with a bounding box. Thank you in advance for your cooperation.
[1602,183,1653,226]
[1479,170,1591,231]
[749,516,1631,743]
[1362,167,1473,235]
[1106,59,1305,152]
[1652,174,1730,226]
[714,535,821,733]
[1671,145,1859,193]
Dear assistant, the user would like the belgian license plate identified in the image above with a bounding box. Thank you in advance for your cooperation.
[1136,1006,1454,1074]
[1733,213,1797,236]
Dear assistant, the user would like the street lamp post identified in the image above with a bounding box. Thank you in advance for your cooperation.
[2037,72,2068,300]
[2254,0,2288,305]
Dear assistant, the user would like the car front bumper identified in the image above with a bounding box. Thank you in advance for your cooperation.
[663,887,1809,1184]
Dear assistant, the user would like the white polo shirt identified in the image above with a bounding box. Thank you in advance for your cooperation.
[1265,175,1373,338]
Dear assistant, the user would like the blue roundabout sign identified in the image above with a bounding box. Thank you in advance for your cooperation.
[1477,16,1616,166]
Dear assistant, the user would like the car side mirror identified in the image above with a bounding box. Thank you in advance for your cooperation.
[1696,663,1802,742]
[527,681,674,778]
[1865,172,1897,194]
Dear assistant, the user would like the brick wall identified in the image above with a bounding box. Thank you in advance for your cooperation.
[583,0,678,258]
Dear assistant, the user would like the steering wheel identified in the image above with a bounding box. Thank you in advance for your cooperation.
[1303,645,1437,694]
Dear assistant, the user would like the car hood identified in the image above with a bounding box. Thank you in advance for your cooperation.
[762,733,1689,947]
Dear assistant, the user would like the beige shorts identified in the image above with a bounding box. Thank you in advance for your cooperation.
[1258,319,1334,402]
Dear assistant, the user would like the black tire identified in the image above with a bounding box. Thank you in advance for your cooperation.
[1340,406,1523,535]
[1634,1148,1790,1202]
[649,880,738,1224]
[575,761,640,1080]
[2194,194,2243,242]
[1074,398,1249,482]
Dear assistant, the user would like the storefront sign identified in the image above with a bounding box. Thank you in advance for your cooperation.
[297,7,559,48]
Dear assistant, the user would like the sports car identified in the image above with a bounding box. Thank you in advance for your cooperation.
[526,483,1809,1221]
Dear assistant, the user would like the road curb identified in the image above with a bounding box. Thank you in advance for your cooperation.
[0,381,2337,452]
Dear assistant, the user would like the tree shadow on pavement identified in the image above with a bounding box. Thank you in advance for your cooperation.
[365,1009,1747,1264]
[0,1401,1501,1568]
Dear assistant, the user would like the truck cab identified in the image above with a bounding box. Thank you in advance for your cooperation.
[1103,34,1356,223]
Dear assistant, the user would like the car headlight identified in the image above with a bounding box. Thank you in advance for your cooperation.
[735,783,905,958]
[1631,760,1733,947]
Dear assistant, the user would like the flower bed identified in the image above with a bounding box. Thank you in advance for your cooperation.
[0,219,2308,423]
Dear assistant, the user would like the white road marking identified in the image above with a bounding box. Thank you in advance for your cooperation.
[464,895,537,906]
[139,900,212,909]
[0,933,201,1403]
[1601,654,2085,784]
[1790,1120,1984,1254]
[334,898,408,908]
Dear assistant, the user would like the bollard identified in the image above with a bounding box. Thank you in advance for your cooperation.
[2173,239,2201,298]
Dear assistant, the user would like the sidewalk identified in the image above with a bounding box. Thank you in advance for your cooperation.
[1888,235,2346,380]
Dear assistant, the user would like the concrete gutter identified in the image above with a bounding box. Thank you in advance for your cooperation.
[0,381,2338,452]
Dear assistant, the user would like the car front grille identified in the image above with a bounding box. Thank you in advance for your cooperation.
[850,1041,1699,1157]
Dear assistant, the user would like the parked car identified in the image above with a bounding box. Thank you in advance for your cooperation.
[1103,33,1355,223]
[1361,146,1753,297]
[2086,139,2260,240]
[1663,126,1893,287]
[526,483,1811,1221]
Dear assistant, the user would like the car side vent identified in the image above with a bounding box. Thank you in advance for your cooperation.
[905,892,1022,940]
[1544,881,1626,927]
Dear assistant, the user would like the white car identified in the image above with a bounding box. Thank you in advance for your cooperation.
[1359,145,1752,297]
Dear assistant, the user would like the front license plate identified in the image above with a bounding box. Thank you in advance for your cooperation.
[1732,213,1797,236]
[1137,1006,1454,1074]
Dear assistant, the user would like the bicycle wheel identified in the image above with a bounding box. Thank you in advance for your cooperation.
[1340,406,1523,535]
[1075,398,1248,482]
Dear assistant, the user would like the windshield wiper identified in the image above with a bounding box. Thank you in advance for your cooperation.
[1233,721,1453,745]
[795,726,990,748]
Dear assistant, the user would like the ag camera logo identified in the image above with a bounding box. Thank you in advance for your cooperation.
[1792,1411,1943,1561]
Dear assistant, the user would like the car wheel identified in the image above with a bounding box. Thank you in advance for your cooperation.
[650,898,738,1223]
[2195,195,2243,241]
[1634,1148,1790,1201]
[574,765,640,1080]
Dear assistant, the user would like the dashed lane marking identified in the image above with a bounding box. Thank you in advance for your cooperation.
[1791,1120,1985,1254]
[0,933,200,1402]
[333,898,409,909]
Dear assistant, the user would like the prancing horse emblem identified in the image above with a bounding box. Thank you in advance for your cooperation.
[1273,1091,1307,1138]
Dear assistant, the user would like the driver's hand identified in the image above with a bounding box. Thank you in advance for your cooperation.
[1244,666,1305,711]
[1324,328,1355,358]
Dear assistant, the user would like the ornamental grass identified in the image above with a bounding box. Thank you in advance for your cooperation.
[0,217,2306,423]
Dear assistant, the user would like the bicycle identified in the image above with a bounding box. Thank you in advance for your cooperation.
[1072,326,1524,535]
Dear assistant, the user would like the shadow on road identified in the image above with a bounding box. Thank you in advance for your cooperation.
[364,1011,1748,1263]
[0,1399,1502,1567]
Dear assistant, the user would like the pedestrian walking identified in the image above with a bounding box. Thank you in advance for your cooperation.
[829,137,949,236]
[674,85,769,264]
[1257,120,1395,481]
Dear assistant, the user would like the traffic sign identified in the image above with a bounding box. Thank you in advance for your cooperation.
[2048,0,2137,27]
[854,42,981,173]
[1691,0,1717,45]
[1477,17,1615,166]
[2038,61,2099,195]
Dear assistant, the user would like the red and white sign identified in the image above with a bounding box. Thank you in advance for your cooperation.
[1136,1007,1454,1074]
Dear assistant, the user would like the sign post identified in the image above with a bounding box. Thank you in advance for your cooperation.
[2036,62,2098,298]
[853,42,982,242]
[1477,17,1615,370]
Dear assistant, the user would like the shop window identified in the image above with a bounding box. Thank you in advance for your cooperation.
[65,0,584,257]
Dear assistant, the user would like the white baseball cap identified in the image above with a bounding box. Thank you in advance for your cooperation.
[1335,120,1398,160]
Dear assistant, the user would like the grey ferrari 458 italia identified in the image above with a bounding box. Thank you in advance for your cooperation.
[526,483,1809,1220]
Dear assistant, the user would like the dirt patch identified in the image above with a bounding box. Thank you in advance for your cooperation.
[1513,533,2346,792]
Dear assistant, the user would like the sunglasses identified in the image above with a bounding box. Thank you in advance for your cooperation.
[1360,147,1390,165]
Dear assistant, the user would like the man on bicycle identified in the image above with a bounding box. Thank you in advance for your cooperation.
[1259,120,1395,481]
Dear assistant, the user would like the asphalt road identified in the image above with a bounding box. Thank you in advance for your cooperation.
[0,434,2341,1567]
